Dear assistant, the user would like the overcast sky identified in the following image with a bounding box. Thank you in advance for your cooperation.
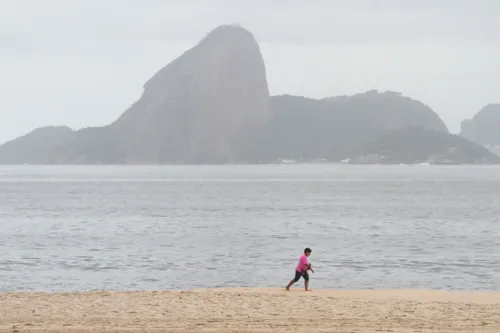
[1,0,499,143]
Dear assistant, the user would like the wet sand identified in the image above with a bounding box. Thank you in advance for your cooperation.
[1,288,499,332]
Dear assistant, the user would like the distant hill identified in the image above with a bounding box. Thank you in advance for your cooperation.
[239,92,448,162]
[48,126,126,164]
[1,24,487,165]
[325,90,448,132]
[0,126,73,164]
[460,104,500,145]
[352,127,500,164]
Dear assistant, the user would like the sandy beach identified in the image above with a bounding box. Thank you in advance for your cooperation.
[1,288,499,332]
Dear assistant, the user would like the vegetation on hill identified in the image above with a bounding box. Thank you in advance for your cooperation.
[352,127,500,164]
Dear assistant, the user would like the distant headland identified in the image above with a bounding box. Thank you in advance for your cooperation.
[0,24,498,165]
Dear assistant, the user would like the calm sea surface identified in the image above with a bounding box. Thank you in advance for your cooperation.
[0,165,499,292]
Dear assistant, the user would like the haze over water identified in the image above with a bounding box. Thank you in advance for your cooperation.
[0,165,499,292]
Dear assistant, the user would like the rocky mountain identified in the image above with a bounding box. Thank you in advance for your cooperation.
[109,24,270,163]
[1,24,270,164]
[352,127,500,164]
[0,24,490,165]
[460,104,500,146]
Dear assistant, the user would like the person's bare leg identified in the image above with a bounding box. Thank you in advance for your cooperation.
[305,280,312,291]
[286,280,295,291]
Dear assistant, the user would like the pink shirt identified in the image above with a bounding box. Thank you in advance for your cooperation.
[296,254,309,272]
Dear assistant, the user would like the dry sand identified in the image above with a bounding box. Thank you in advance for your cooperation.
[1,288,499,332]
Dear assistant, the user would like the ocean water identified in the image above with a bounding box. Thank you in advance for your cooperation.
[0,165,499,292]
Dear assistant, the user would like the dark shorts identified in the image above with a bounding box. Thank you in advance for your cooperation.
[294,270,309,282]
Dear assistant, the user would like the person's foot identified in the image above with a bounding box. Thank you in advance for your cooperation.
[285,287,290,291]
[305,289,313,291]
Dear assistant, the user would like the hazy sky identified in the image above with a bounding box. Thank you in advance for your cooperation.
[1,0,499,143]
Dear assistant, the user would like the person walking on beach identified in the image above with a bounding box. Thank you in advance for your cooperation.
[286,248,314,291]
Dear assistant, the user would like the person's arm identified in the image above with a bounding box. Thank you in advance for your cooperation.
[308,263,315,273]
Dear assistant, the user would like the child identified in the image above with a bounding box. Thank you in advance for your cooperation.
[286,248,314,291]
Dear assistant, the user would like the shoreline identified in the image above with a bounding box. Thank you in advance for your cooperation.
[1,288,499,332]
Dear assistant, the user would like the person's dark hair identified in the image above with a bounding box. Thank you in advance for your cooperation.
[304,248,312,254]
